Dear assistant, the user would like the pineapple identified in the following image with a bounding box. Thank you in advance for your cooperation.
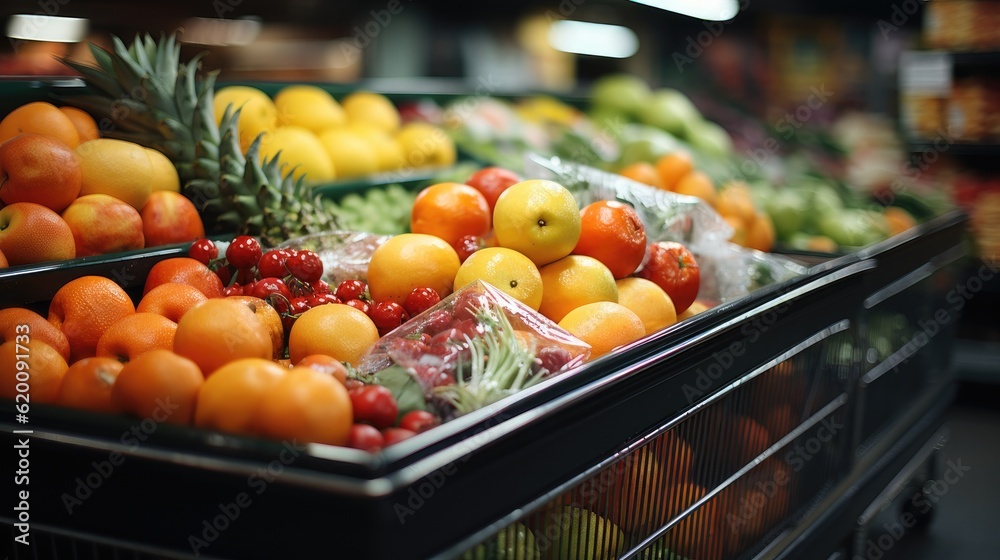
[61,34,336,246]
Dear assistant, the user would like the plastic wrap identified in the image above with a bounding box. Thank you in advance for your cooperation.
[277,230,389,285]
[693,243,809,304]
[357,280,591,419]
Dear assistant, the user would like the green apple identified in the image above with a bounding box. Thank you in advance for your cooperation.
[765,189,809,240]
[686,120,733,159]
[617,127,683,167]
[541,506,624,560]
[591,74,652,118]
[639,89,701,136]
[461,522,539,560]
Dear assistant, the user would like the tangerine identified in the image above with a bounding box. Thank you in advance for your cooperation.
[0,307,71,362]
[410,182,492,248]
[367,233,461,305]
[143,257,224,298]
[557,301,645,359]
[48,275,136,363]
[136,282,208,323]
[227,296,285,360]
[296,354,349,385]
[95,312,177,364]
[255,366,353,446]
[618,161,662,189]
[0,339,67,403]
[654,151,694,191]
[538,255,618,323]
[112,349,203,425]
[615,277,677,335]
[573,200,647,279]
[56,357,123,413]
[0,101,81,148]
[674,171,717,206]
[194,358,287,436]
[288,304,379,366]
[59,106,101,142]
[174,298,272,376]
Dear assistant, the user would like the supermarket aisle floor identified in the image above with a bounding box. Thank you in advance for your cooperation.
[883,384,1000,560]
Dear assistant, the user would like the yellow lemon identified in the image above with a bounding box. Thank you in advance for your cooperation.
[74,138,153,210]
[558,302,646,359]
[258,126,336,184]
[342,91,400,133]
[615,277,677,335]
[493,179,581,267]
[213,86,278,153]
[274,85,347,133]
[317,128,379,179]
[453,247,543,310]
[144,148,180,193]
[537,255,617,323]
[350,123,405,171]
[396,122,456,169]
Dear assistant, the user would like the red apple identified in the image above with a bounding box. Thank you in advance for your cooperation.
[638,241,700,314]
[140,190,206,247]
[61,194,144,257]
[0,202,76,265]
[465,166,521,212]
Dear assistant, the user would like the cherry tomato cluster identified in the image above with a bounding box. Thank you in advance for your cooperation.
[342,379,441,452]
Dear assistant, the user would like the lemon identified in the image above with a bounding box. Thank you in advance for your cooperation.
[74,138,154,210]
[493,179,581,267]
[350,123,405,171]
[317,128,379,179]
[274,85,347,133]
[258,126,336,184]
[537,255,618,323]
[453,247,543,310]
[145,148,180,193]
[396,123,457,169]
[213,86,278,153]
[342,91,400,133]
[615,277,677,335]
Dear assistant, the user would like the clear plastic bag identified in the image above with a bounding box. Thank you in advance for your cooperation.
[693,243,809,305]
[357,280,591,419]
[277,230,390,286]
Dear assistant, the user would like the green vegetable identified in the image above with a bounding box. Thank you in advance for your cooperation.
[372,365,427,421]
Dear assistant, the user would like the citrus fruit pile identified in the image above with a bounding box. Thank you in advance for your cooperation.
[0,101,205,268]
[213,85,456,183]
[618,151,776,253]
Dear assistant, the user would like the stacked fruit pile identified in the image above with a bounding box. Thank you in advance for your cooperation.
[0,102,205,267]
[214,85,456,183]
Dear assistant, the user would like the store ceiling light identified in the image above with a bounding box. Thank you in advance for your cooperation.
[180,17,262,47]
[629,0,740,21]
[6,15,89,42]
[548,21,639,59]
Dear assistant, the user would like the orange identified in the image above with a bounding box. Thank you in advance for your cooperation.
[95,312,177,364]
[0,248,6,268]
[573,200,647,279]
[143,257,224,298]
[0,101,81,148]
[255,366,353,446]
[75,138,154,210]
[0,133,83,212]
[806,235,838,253]
[288,304,379,366]
[296,354,349,385]
[557,301,645,359]
[674,171,717,206]
[112,349,203,425]
[136,282,208,323]
[452,247,544,310]
[59,106,101,142]
[56,357,123,413]
[410,182,492,248]
[618,161,662,189]
[677,300,710,321]
[885,206,917,236]
[615,277,677,335]
[174,298,272,376]
[227,296,285,360]
[744,212,775,252]
[714,182,756,224]
[367,233,461,305]
[0,307,71,362]
[537,255,619,323]
[723,214,748,247]
[0,339,68,403]
[48,275,136,363]
[655,151,694,191]
[0,202,77,266]
[194,358,287,436]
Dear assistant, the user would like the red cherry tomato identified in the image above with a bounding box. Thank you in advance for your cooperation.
[345,299,371,315]
[398,410,440,434]
[226,235,263,270]
[222,283,244,297]
[350,385,399,429]
[403,287,441,317]
[251,277,293,303]
[369,301,409,335]
[286,250,323,282]
[638,241,701,314]
[453,235,485,263]
[257,249,290,279]
[188,238,219,266]
[347,424,384,452]
[336,279,369,302]
[382,428,417,446]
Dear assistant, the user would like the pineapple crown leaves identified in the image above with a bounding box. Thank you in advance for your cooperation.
[59,33,337,244]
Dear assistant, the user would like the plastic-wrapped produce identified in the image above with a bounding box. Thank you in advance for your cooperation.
[357,280,591,419]
[278,230,389,286]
